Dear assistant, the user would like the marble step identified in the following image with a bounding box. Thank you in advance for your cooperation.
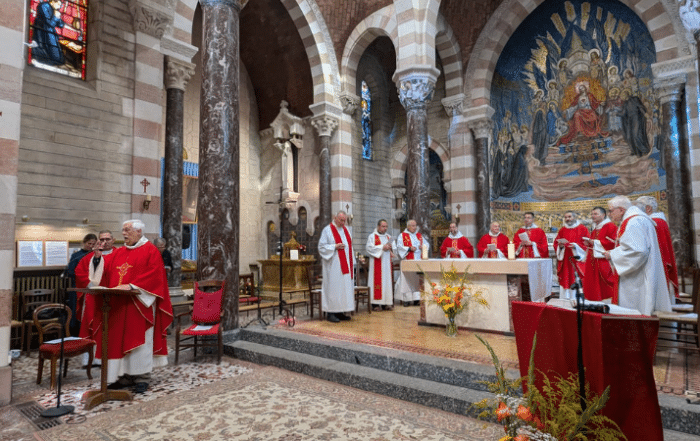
[225,326,700,437]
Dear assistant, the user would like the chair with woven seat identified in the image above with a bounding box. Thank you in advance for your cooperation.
[33,303,95,389]
[175,279,225,365]
[354,261,371,314]
[21,289,57,355]
[307,266,323,319]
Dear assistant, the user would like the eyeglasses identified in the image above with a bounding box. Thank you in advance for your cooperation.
[99,238,113,241]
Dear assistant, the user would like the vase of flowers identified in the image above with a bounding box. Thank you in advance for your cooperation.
[421,263,489,337]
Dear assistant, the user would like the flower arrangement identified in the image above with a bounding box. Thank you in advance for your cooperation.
[473,334,626,441]
[421,264,489,336]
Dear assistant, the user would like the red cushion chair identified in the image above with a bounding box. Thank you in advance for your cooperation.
[175,280,225,364]
[34,303,96,389]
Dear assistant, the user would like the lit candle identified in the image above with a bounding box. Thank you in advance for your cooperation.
[421,243,428,260]
[507,241,515,260]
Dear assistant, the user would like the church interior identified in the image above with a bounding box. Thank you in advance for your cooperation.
[3,0,700,439]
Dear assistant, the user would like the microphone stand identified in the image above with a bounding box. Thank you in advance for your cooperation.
[41,287,75,418]
[570,256,587,412]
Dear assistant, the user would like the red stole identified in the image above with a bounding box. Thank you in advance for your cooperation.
[373,234,382,300]
[403,232,422,260]
[488,237,499,258]
[330,224,353,276]
[616,215,638,245]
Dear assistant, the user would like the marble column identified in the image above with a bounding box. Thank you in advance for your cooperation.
[654,75,693,268]
[397,74,437,243]
[471,119,493,238]
[163,57,195,288]
[198,0,246,329]
[311,115,339,228]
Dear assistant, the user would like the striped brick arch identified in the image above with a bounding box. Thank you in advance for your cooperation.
[390,141,451,188]
[463,0,689,109]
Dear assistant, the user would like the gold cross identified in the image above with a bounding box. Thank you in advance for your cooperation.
[117,262,132,285]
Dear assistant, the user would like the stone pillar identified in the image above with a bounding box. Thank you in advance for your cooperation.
[654,75,693,268]
[311,115,339,229]
[471,119,493,238]
[163,57,195,288]
[198,0,246,329]
[396,72,438,243]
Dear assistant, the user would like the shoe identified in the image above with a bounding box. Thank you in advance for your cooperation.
[107,381,129,390]
[372,306,382,312]
[132,382,148,394]
[413,300,420,306]
[384,306,394,311]
[403,302,411,307]
[338,313,351,321]
[327,313,340,323]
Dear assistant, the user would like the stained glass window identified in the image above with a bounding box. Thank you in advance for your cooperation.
[28,0,88,80]
[361,80,372,160]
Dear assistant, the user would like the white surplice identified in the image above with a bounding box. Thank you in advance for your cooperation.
[609,205,672,315]
[318,223,355,313]
[394,229,429,302]
[366,230,393,306]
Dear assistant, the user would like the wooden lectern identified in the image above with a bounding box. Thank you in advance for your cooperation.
[69,287,140,410]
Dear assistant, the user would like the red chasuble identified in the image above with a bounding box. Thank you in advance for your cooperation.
[75,250,115,339]
[583,221,618,302]
[652,217,679,297]
[440,236,474,258]
[513,227,549,258]
[402,232,423,260]
[554,224,588,289]
[477,233,509,258]
[95,241,173,360]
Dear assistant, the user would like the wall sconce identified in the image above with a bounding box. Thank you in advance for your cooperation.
[346,204,353,225]
[454,204,461,225]
[143,193,152,210]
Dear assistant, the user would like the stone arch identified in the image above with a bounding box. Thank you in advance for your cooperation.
[340,4,399,96]
[463,0,691,108]
[390,140,451,188]
[436,14,463,99]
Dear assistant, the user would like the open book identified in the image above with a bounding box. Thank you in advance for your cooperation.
[518,232,529,242]
[592,240,606,259]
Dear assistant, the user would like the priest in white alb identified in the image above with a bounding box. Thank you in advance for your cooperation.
[605,196,672,315]
[366,219,394,311]
[318,211,355,323]
[394,219,429,307]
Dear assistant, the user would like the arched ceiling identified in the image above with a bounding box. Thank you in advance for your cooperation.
[240,0,314,129]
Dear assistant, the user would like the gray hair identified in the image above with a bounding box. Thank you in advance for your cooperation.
[123,219,145,231]
[608,195,631,210]
[564,211,577,219]
[635,195,658,212]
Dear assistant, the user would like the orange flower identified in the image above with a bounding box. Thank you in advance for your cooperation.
[514,435,530,441]
[534,415,544,430]
[516,405,533,421]
[496,401,511,422]
[498,437,512,441]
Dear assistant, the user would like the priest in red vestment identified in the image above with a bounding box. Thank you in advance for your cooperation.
[87,219,172,389]
[636,196,679,297]
[440,222,474,258]
[477,222,509,258]
[513,212,549,258]
[554,211,588,299]
[582,207,618,302]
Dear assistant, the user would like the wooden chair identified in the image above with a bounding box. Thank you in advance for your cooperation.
[354,261,371,314]
[33,303,95,389]
[21,289,56,355]
[673,267,700,313]
[175,280,225,364]
[307,266,323,319]
[655,276,700,352]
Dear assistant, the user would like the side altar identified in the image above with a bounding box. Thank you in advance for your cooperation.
[259,232,315,293]
[401,258,552,334]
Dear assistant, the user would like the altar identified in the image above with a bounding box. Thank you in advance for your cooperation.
[400,258,552,334]
[258,257,315,291]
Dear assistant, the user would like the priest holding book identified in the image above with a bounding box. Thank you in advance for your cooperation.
[513,212,549,258]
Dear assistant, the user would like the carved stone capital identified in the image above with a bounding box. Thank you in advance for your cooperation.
[441,94,465,117]
[397,75,436,111]
[680,1,700,35]
[311,115,339,138]
[129,1,173,39]
[161,36,199,62]
[339,92,360,115]
[654,74,687,104]
[469,119,493,140]
[165,56,195,91]
[199,0,249,10]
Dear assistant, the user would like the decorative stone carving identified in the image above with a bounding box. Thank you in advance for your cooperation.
[129,1,173,39]
[270,101,305,143]
[654,74,687,104]
[161,36,199,62]
[679,0,700,35]
[651,55,696,78]
[165,57,195,91]
[470,118,493,140]
[200,0,249,10]
[397,76,436,110]
[311,115,339,138]
[339,92,360,115]
[441,94,465,117]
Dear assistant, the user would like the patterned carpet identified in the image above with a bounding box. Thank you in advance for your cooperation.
[32,367,502,441]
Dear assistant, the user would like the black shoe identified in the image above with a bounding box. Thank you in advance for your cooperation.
[338,313,351,321]
[413,300,420,306]
[107,381,129,390]
[327,313,340,323]
[132,382,148,394]
[403,301,411,307]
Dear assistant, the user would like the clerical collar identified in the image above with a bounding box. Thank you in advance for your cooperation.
[101,248,114,255]
[448,231,463,239]
[523,223,539,229]
[563,220,580,228]
[489,231,502,237]
[594,218,611,230]
[373,229,389,237]
[126,236,148,249]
